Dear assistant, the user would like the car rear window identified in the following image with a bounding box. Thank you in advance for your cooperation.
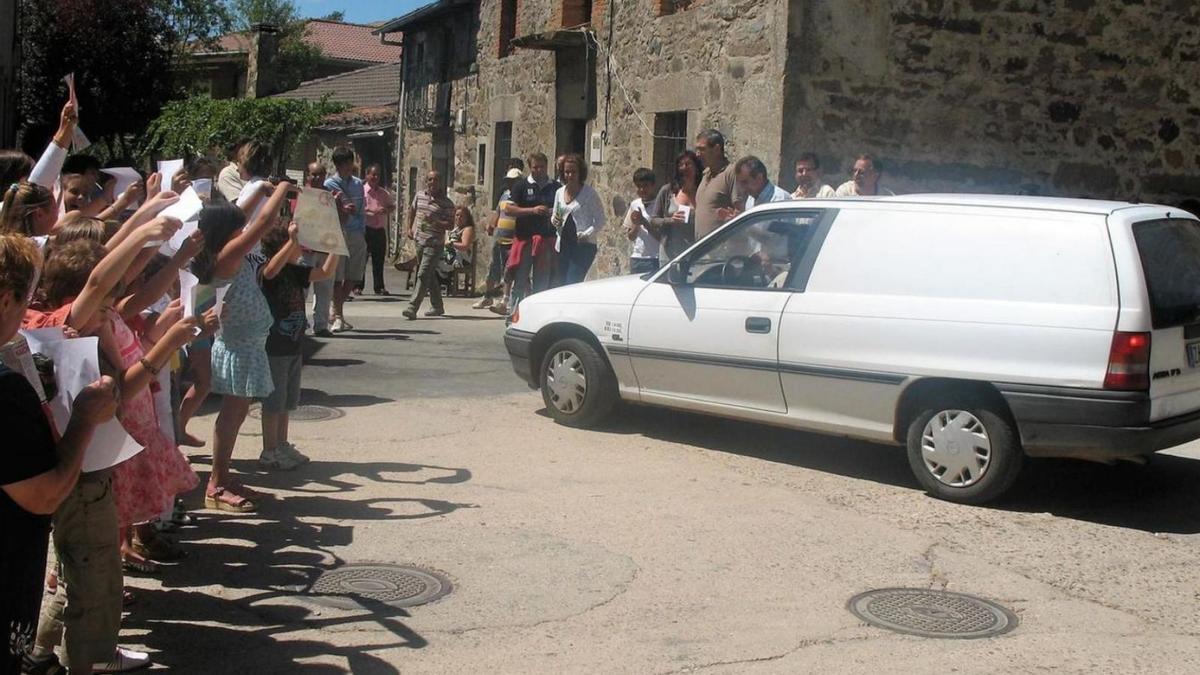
[1133,218,1200,328]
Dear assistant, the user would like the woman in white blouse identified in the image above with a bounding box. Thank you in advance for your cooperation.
[551,154,606,285]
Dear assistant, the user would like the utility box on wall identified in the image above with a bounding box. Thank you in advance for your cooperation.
[589,131,603,165]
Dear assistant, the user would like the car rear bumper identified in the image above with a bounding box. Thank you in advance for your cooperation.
[504,329,537,389]
[1000,384,1200,460]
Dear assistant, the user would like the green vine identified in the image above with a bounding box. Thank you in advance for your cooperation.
[141,94,346,166]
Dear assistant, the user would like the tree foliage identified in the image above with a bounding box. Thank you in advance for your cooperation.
[17,0,175,158]
[142,95,345,170]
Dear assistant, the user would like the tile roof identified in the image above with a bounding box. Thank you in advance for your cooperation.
[272,62,401,109]
[202,20,401,64]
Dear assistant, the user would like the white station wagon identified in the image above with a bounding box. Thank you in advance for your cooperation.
[504,195,1200,503]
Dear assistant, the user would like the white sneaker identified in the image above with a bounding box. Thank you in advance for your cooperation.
[280,441,310,465]
[330,317,346,333]
[259,445,303,470]
[472,297,494,309]
[93,647,151,673]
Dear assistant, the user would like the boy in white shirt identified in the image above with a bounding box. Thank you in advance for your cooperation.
[623,168,661,274]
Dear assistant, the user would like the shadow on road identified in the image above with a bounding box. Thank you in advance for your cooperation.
[124,455,476,671]
[305,357,366,368]
[576,404,1200,534]
[300,388,393,409]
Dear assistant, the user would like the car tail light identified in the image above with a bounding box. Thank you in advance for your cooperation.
[510,306,520,325]
[1104,331,1151,390]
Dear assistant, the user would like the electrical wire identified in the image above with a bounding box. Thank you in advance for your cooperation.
[581,28,689,142]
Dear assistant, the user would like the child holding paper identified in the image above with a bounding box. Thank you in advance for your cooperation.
[257,220,337,470]
[0,233,120,675]
[192,182,297,512]
[21,217,180,675]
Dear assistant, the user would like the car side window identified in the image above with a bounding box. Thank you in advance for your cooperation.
[685,210,822,290]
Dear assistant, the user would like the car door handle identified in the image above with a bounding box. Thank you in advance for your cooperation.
[745,317,772,334]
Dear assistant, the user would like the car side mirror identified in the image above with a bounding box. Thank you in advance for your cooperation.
[666,260,689,285]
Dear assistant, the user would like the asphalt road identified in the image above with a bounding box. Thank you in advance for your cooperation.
[122,270,1200,673]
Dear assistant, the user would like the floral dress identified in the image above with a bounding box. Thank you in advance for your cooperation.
[109,315,199,526]
[210,262,275,399]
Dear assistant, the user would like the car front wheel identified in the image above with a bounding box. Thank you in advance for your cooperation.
[905,403,1023,504]
[539,337,617,428]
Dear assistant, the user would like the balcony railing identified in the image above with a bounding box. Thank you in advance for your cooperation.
[404,81,451,131]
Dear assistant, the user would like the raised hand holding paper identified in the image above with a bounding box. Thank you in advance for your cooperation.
[100,167,142,204]
[157,159,185,198]
[294,187,349,255]
[19,332,143,472]
[158,187,204,254]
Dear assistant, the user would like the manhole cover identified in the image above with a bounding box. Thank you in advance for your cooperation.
[307,563,451,609]
[847,588,1017,639]
[248,404,343,422]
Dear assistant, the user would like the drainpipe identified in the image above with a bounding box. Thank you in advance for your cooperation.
[382,30,407,260]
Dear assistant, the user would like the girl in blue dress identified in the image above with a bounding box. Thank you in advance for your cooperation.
[191,182,297,512]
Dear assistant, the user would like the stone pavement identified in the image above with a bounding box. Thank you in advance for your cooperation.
[122,278,1200,673]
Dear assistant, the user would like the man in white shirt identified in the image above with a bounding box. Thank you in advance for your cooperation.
[736,156,791,210]
[791,152,836,199]
[835,154,895,196]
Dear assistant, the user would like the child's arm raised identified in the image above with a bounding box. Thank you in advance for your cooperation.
[118,230,203,319]
[262,222,301,281]
[309,246,340,283]
[216,182,297,278]
[68,216,181,331]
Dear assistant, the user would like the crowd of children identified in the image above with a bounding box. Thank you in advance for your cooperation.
[1,98,346,675]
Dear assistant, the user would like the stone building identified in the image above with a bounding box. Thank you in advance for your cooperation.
[378,0,1200,285]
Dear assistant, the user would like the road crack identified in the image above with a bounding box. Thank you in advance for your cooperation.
[655,633,880,674]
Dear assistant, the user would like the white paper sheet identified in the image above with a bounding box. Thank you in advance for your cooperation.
[19,332,144,472]
[293,187,348,255]
[152,365,174,442]
[186,282,228,336]
[161,186,203,225]
[71,127,90,152]
[157,159,184,195]
[0,334,46,401]
[178,270,199,318]
[100,167,142,203]
[675,205,692,223]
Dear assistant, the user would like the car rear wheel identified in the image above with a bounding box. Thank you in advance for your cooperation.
[539,337,617,428]
[905,402,1023,504]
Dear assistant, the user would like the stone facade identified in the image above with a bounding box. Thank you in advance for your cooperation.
[393,0,1200,288]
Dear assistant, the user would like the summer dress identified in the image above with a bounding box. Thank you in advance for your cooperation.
[210,262,275,399]
[109,314,199,526]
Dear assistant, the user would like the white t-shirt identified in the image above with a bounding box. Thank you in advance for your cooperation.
[628,198,660,259]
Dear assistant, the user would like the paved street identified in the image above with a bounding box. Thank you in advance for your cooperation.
[125,272,1200,673]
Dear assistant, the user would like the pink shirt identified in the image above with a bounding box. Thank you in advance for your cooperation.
[363,182,395,229]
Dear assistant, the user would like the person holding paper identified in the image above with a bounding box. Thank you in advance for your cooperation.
[257,220,337,470]
[301,162,335,336]
[0,181,57,237]
[193,182,297,512]
[624,168,663,274]
[324,147,368,332]
[647,149,702,262]
[0,234,118,675]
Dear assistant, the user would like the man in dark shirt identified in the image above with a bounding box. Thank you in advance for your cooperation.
[505,152,561,309]
[0,233,117,675]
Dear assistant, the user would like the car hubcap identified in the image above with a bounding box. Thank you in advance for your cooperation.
[547,350,587,414]
[921,410,992,488]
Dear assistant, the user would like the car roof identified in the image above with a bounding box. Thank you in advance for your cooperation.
[754,193,1152,216]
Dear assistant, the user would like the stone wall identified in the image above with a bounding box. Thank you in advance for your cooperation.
[401,0,1200,291]
[783,0,1200,201]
